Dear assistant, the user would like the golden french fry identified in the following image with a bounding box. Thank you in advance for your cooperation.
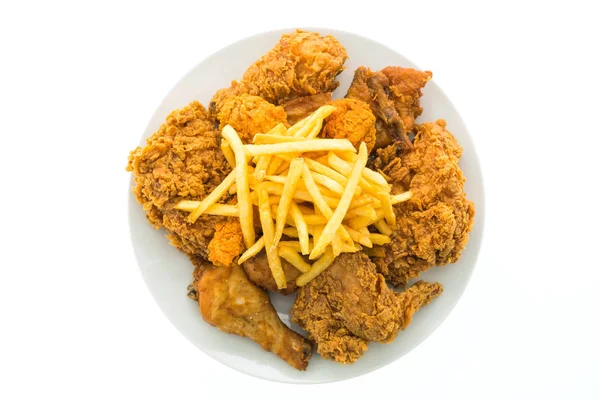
[176,201,239,217]
[328,152,389,194]
[245,139,356,157]
[309,170,346,195]
[342,153,392,189]
[347,214,379,230]
[303,215,328,225]
[278,246,311,273]
[253,134,308,144]
[222,125,255,248]
[311,224,324,247]
[296,247,335,287]
[221,139,236,168]
[257,186,286,289]
[187,170,236,223]
[293,105,335,138]
[274,161,290,175]
[286,114,311,136]
[344,205,378,221]
[340,242,362,253]
[332,234,342,257]
[370,233,392,246]
[272,158,304,249]
[391,191,413,204]
[279,240,314,253]
[237,236,265,264]
[267,122,287,136]
[228,183,237,195]
[253,155,272,181]
[376,190,396,228]
[374,219,393,236]
[304,157,348,186]
[310,142,369,259]
[342,224,373,248]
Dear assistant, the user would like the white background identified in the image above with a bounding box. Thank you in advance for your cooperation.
[1,1,599,399]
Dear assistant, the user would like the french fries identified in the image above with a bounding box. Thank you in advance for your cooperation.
[222,125,255,248]
[176,106,410,288]
[186,170,236,223]
[272,158,304,249]
[310,142,369,259]
[258,186,286,289]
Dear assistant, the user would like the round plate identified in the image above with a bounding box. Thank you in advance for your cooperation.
[128,28,485,384]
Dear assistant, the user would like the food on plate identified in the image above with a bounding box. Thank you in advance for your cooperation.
[321,98,377,153]
[291,252,442,363]
[281,92,333,124]
[127,29,476,370]
[209,30,347,116]
[126,101,234,259]
[192,258,312,370]
[242,251,301,295]
[369,120,475,286]
[347,66,432,151]
[217,94,288,144]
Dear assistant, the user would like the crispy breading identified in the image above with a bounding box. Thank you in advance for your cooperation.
[321,98,377,153]
[210,30,347,116]
[370,120,475,286]
[291,252,442,364]
[127,101,233,258]
[208,220,244,267]
[217,94,288,143]
[347,66,432,151]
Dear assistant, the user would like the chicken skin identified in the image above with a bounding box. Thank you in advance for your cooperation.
[210,30,347,116]
[347,66,432,151]
[321,98,377,153]
[242,251,301,295]
[127,101,234,259]
[217,94,288,144]
[291,252,442,364]
[193,259,312,370]
[369,120,475,286]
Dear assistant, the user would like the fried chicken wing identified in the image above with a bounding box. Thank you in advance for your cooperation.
[127,101,233,258]
[291,252,442,364]
[347,66,432,151]
[217,94,288,143]
[210,30,347,116]
[242,251,301,295]
[369,120,475,286]
[321,98,377,153]
[281,92,332,125]
[193,259,312,370]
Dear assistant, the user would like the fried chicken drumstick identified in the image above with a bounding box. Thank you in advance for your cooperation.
[192,259,312,370]
[210,30,347,117]
[291,252,442,364]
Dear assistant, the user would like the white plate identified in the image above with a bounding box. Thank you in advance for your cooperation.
[128,28,485,384]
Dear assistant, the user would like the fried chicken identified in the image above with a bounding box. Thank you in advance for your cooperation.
[281,92,332,125]
[127,101,235,259]
[217,94,288,143]
[193,259,312,370]
[242,251,301,295]
[347,66,432,151]
[210,30,347,116]
[321,98,377,153]
[291,252,442,364]
[207,220,244,267]
[369,120,475,286]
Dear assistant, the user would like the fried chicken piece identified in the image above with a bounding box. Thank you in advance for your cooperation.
[210,30,347,116]
[281,92,332,125]
[207,220,244,267]
[242,251,301,295]
[217,94,288,143]
[193,259,312,370]
[126,101,232,258]
[370,120,475,286]
[291,252,442,364]
[321,98,377,153]
[347,66,432,151]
